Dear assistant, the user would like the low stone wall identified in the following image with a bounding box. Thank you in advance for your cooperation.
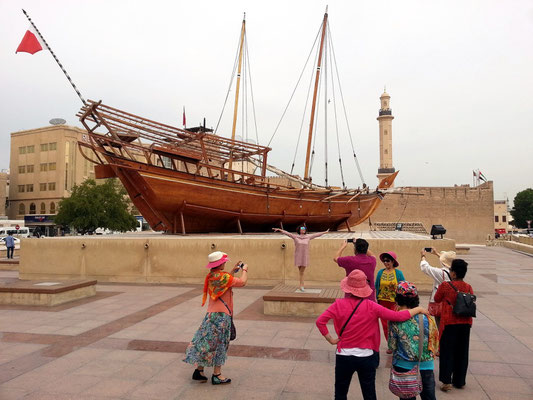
[496,240,533,255]
[19,234,455,291]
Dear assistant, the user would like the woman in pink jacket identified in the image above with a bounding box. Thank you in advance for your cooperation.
[316,270,428,400]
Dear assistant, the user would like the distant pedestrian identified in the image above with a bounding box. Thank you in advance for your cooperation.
[334,238,377,300]
[388,281,439,400]
[420,248,455,328]
[273,226,328,292]
[434,259,474,392]
[316,270,429,400]
[184,251,248,385]
[4,232,15,259]
[375,251,405,344]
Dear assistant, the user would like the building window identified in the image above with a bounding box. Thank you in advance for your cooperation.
[40,183,47,191]
[384,149,388,154]
[49,142,57,150]
[19,146,26,155]
[495,216,499,223]
[18,166,26,174]
[384,130,388,135]
[48,182,56,191]
[18,185,25,193]
[26,184,33,192]
[29,203,36,214]
[40,163,48,172]
[18,203,26,215]
[48,162,56,171]
[50,202,56,214]
[503,215,507,223]
[27,145,35,153]
[40,202,46,214]
[27,164,34,173]
[40,143,49,152]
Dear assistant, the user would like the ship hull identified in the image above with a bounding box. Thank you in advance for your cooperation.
[102,157,385,233]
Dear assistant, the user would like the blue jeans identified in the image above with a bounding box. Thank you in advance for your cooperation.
[335,352,380,400]
[392,366,436,400]
[6,246,14,259]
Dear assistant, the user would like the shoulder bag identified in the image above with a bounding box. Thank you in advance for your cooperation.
[219,293,237,341]
[339,299,364,338]
[389,314,424,398]
[447,281,476,318]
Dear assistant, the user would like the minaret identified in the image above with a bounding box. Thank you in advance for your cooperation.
[377,90,395,186]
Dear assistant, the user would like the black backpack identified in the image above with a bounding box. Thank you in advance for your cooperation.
[447,281,476,318]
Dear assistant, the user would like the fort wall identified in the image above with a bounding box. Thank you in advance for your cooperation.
[358,181,494,244]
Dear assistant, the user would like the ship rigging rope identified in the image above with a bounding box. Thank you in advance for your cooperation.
[327,24,366,186]
[244,35,260,146]
[290,41,320,175]
[215,32,243,134]
[266,25,322,148]
[323,31,329,187]
[328,30,346,189]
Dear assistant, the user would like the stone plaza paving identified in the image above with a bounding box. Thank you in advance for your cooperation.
[0,246,532,399]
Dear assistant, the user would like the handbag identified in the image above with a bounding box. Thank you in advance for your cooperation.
[389,314,424,398]
[428,270,450,317]
[447,281,476,318]
[219,295,237,341]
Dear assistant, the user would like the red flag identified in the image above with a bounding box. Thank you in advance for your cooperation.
[16,26,47,55]
[182,107,186,128]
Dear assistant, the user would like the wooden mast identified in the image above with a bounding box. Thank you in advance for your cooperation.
[228,13,246,174]
[304,8,328,181]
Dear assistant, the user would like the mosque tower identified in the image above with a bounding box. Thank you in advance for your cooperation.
[376,90,395,186]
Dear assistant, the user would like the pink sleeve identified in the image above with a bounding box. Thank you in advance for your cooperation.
[308,231,327,239]
[316,302,336,336]
[372,302,411,322]
[337,256,350,268]
[231,277,246,287]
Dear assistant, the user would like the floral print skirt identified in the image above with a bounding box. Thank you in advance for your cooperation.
[183,312,231,367]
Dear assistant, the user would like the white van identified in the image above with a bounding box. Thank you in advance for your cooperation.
[0,227,30,238]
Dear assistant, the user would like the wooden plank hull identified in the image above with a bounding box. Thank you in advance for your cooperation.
[102,157,387,233]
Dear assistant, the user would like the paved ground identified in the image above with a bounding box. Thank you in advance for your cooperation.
[0,246,532,399]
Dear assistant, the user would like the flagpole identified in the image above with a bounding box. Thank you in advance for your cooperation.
[21,9,87,105]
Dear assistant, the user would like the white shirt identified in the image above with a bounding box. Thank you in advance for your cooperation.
[420,259,450,303]
[336,348,373,357]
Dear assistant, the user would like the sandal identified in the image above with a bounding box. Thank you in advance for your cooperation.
[212,373,231,385]
[192,368,207,382]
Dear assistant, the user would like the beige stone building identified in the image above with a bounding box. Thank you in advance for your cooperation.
[8,125,95,226]
[0,171,7,216]
[376,91,395,185]
[494,199,510,233]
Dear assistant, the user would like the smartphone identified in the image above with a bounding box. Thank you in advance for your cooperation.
[347,238,355,243]
[424,247,432,252]
[238,262,245,269]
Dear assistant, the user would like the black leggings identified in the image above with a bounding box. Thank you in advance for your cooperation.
[335,352,380,400]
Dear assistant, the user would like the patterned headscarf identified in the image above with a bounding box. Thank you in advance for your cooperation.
[201,270,234,306]
[396,281,418,297]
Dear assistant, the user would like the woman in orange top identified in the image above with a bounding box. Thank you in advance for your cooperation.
[184,251,248,385]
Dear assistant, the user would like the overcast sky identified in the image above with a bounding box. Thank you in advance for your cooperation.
[1,0,532,204]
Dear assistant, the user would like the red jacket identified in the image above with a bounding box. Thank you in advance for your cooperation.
[434,280,474,336]
[316,297,411,352]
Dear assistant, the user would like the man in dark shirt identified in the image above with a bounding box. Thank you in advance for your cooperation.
[334,238,377,300]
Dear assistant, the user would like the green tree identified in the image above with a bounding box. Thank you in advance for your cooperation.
[510,188,533,229]
[54,179,138,233]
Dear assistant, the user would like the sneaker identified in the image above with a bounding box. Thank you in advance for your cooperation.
[212,374,231,385]
[440,383,452,392]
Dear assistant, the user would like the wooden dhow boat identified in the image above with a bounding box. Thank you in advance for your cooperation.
[77,11,397,234]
